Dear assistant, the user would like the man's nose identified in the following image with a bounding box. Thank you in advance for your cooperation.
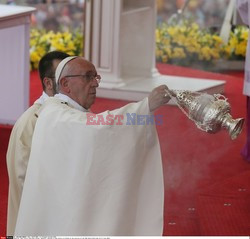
[92,78,100,87]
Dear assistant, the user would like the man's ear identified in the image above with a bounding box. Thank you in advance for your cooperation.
[43,77,53,90]
[60,77,70,93]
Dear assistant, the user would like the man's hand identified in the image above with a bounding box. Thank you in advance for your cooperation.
[148,85,172,112]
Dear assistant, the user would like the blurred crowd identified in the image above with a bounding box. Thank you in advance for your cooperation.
[157,0,233,31]
[0,0,238,33]
[0,0,85,32]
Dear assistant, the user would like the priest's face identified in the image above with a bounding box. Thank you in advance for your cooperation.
[66,59,100,109]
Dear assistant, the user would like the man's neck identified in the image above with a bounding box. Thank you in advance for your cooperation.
[34,92,49,105]
[55,93,88,112]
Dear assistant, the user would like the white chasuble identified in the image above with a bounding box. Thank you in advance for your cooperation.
[15,97,164,236]
[7,103,40,236]
[237,0,250,96]
[7,93,49,235]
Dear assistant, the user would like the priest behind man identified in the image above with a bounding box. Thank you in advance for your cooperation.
[6,51,70,236]
[15,56,172,236]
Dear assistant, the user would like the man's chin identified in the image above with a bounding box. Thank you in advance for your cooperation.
[87,98,96,109]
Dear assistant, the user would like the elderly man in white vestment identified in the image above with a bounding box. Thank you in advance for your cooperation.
[15,56,171,236]
[6,51,70,236]
[237,0,250,161]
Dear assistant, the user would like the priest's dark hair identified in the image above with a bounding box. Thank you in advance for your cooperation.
[38,51,70,90]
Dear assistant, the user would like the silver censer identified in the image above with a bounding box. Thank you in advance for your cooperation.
[166,90,244,140]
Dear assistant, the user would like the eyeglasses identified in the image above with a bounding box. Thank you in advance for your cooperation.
[64,74,101,84]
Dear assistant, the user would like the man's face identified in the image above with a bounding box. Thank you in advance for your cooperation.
[44,59,63,96]
[66,59,99,109]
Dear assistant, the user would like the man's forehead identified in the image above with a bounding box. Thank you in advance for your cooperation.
[73,58,93,66]
[55,56,78,84]
[70,59,96,72]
